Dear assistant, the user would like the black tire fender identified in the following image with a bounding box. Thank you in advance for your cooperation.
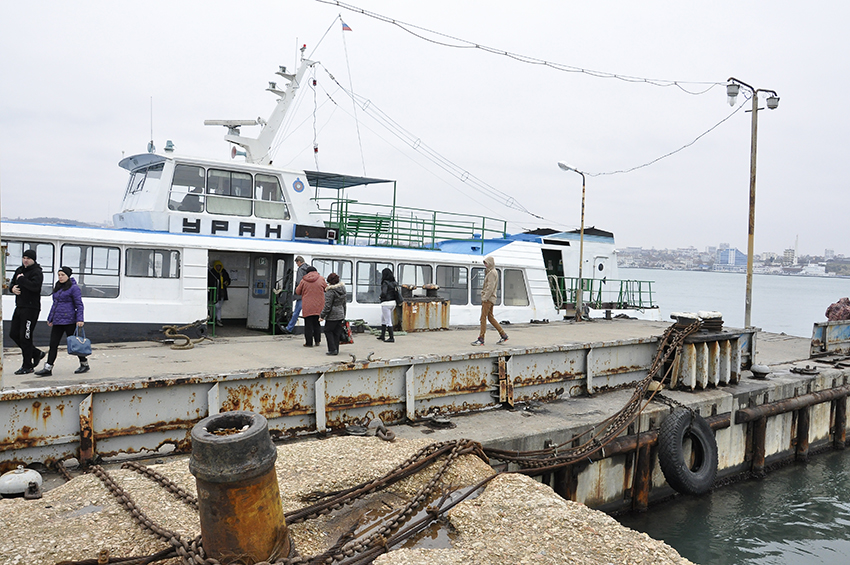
[658,408,718,495]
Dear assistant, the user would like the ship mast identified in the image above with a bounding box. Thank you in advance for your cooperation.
[205,44,315,165]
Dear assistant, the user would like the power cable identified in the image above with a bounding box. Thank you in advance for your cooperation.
[315,0,724,94]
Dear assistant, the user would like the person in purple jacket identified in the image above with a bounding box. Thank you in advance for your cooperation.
[35,266,89,376]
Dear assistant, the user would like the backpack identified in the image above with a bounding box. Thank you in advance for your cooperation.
[394,282,404,306]
[340,320,354,344]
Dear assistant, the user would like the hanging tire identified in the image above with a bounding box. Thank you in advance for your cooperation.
[658,408,718,495]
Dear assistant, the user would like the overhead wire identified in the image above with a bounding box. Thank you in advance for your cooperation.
[315,0,723,94]
[263,6,744,229]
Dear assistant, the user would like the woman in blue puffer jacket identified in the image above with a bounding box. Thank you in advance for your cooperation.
[35,266,89,376]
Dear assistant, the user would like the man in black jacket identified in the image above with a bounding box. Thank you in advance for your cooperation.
[10,249,44,374]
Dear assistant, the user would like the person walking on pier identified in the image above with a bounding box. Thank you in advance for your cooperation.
[35,266,89,376]
[208,260,231,327]
[295,266,326,347]
[320,272,347,356]
[377,267,398,343]
[10,249,45,374]
[284,256,309,334]
[471,256,508,346]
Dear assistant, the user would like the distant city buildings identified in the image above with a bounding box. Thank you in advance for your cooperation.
[618,243,847,277]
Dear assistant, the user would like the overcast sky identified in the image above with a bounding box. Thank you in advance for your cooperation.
[1,1,847,256]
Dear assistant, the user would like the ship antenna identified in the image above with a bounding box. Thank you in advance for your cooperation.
[147,96,156,154]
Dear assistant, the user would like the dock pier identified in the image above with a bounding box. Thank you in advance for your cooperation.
[2,318,847,513]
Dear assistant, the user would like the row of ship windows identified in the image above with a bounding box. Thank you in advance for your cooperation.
[3,241,530,307]
[128,163,292,220]
[4,241,175,299]
[301,259,529,307]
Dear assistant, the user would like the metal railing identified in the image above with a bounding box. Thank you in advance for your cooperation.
[313,198,507,250]
[548,276,656,310]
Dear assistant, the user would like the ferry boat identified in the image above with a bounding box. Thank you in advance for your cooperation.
[1,48,658,345]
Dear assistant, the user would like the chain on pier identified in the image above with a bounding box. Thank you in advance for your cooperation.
[484,319,702,470]
[71,439,487,565]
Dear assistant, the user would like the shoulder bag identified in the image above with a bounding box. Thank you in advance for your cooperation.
[67,327,92,356]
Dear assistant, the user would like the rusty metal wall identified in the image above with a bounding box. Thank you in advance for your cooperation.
[0,331,756,469]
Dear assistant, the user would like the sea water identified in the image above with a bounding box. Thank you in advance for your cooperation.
[623,268,850,338]
[617,268,850,564]
[616,450,850,565]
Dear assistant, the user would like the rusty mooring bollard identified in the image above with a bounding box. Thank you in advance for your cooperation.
[189,411,289,563]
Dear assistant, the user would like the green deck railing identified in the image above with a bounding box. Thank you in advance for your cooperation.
[548,276,656,310]
[313,198,507,250]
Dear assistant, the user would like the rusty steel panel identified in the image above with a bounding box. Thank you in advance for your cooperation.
[217,375,315,418]
[0,394,87,459]
[507,349,586,390]
[587,343,654,391]
[401,300,449,331]
[325,366,405,410]
[89,384,210,440]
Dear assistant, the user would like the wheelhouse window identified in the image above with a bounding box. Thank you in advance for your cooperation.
[168,164,205,212]
[435,265,468,305]
[503,269,529,306]
[398,263,433,288]
[313,258,353,303]
[206,169,253,216]
[126,248,181,278]
[356,261,393,304]
[62,244,120,298]
[254,174,290,220]
[126,163,164,197]
[471,267,501,306]
[3,241,54,295]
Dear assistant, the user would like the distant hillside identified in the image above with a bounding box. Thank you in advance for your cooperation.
[1,217,113,228]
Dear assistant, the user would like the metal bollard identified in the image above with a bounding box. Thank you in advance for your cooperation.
[189,411,289,563]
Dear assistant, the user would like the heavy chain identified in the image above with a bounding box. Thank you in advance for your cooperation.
[484,320,701,470]
[88,439,486,565]
[161,319,209,350]
[122,461,199,511]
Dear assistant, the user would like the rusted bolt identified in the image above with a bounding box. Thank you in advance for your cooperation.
[189,411,289,563]
[97,549,109,564]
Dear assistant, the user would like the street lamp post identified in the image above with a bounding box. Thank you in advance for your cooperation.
[558,161,586,322]
[726,78,779,328]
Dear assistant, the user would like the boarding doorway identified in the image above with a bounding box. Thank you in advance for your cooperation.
[247,253,294,330]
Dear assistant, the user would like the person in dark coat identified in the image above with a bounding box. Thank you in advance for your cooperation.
[377,267,398,343]
[208,260,231,327]
[295,266,327,347]
[285,256,309,333]
[320,272,347,356]
[35,266,88,376]
[9,248,44,374]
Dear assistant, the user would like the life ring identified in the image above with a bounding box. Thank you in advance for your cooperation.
[658,408,718,495]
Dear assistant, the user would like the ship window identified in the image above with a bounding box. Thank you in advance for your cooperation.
[398,263,433,288]
[169,165,205,212]
[254,174,291,220]
[471,267,501,306]
[207,169,252,216]
[435,265,468,305]
[127,163,164,196]
[3,241,55,296]
[126,248,181,278]
[356,261,393,304]
[503,269,529,306]
[312,258,353,303]
[62,244,120,298]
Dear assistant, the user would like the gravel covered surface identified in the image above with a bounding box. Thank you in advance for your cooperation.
[376,473,695,565]
[0,437,693,565]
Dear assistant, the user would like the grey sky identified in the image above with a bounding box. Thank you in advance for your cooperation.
[1,1,846,256]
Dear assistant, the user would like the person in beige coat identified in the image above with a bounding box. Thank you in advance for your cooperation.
[471,256,508,346]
